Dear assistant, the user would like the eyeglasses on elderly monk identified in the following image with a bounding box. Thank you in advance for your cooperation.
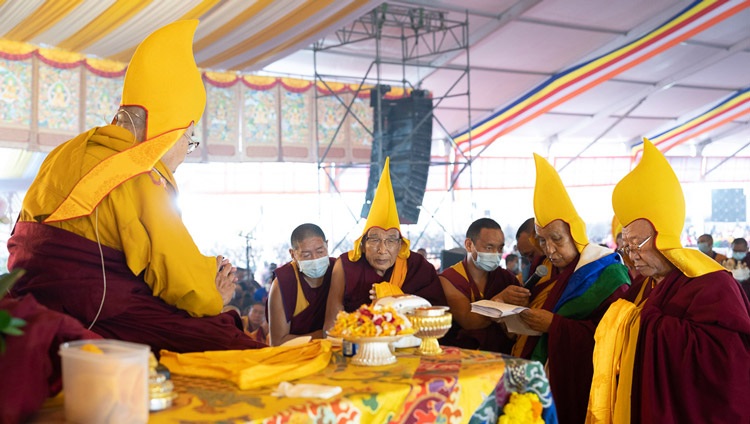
[364,236,402,248]
[620,235,653,256]
[185,132,200,154]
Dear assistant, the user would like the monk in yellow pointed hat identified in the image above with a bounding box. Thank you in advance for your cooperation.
[587,139,750,424]
[511,154,630,424]
[9,20,266,354]
[324,157,446,330]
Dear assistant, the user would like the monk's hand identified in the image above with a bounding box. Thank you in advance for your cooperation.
[215,256,237,306]
[519,308,554,333]
[492,286,531,306]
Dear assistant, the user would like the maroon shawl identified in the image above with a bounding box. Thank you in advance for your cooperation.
[440,260,519,352]
[340,252,447,312]
[274,258,334,335]
[0,295,101,423]
[520,258,629,424]
[631,268,750,423]
[8,222,266,354]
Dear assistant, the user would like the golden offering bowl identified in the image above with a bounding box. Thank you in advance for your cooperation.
[408,306,452,356]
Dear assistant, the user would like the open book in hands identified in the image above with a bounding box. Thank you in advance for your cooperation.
[470,300,542,336]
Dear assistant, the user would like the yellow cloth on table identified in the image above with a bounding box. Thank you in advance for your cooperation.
[373,280,405,298]
[159,340,332,390]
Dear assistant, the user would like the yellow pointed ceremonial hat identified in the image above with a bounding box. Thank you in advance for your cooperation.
[533,153,589,252]
[121,19,205,140]
[45,20,205,223]
[349,157,411,261]
[611,215,622,241]
[612,139,723,277]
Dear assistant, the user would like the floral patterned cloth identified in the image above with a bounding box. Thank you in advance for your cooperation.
[150,347,557,424]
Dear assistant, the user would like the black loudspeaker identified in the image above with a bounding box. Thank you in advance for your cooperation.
[440,248,466,272]
[361,92,433,224]
[711,188,746,222]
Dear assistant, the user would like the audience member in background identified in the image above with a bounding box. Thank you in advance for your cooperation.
[417,248,428,257]
[723,237,750,297]
[504,253,520,277]
[325,158,446,331]
[697,233,727,263]
[513,154,631,424]
[516,217,545,282]
[440,218,530,353]
[268,223,334,346]
[7,21,264,354]
[587,140,750,423]
[244,302,269,344]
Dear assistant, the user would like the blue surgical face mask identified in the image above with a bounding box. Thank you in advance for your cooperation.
[697,242,711,254]
[732,251,747,261]
[473,251,501,272]
[298,256,329,278]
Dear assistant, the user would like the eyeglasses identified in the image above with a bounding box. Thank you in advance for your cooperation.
[185,133,199,154]
[621,235,653,256]
[365,236,401,249]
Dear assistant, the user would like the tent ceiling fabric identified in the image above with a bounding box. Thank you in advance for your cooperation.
[0,0,749,161]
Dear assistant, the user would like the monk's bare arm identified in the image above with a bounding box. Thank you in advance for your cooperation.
[324,258,345,332]
[267,278,291,346]
[439,275,492,330]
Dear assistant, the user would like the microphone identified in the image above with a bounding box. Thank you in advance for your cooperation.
[524,265,548,290]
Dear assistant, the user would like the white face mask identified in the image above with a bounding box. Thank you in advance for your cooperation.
[473,251,501,272]
[298,256,329,278]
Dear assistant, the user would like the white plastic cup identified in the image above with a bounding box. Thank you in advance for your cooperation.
[59,339,149,424]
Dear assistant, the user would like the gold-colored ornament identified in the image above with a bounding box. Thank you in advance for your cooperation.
[408,306,452,355]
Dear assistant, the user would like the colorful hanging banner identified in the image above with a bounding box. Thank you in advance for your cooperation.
[452,0,750,152]
[632,86,750,156]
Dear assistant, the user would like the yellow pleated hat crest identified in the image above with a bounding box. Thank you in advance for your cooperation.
[44,20,205,223]
[121,19,205,140]
[611,215,622,241]
[533,154,588,252]
[612,138,723,277]
[348,157,411,261]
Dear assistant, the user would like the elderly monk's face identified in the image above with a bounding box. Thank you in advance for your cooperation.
[363,227,402,276]
[622,219,675,281]
[535,220,578,269]
[161,123,194,173]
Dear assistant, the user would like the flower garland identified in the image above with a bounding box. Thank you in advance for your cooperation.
[498,392,544,424]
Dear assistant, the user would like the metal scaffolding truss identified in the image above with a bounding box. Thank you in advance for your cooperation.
[312,2,474,249]
[313,3,471,189]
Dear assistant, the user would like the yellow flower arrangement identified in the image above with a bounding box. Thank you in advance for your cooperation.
[498,392,544,424]
[328,304,414,338]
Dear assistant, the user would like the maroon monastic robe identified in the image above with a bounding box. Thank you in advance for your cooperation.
[274,258,334,335]
[630,268,750,423]
[0,294,101,423]
[340,252,447,312]
[8,222,266,354]
[516,257,630,424]
[439,260,520,352]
